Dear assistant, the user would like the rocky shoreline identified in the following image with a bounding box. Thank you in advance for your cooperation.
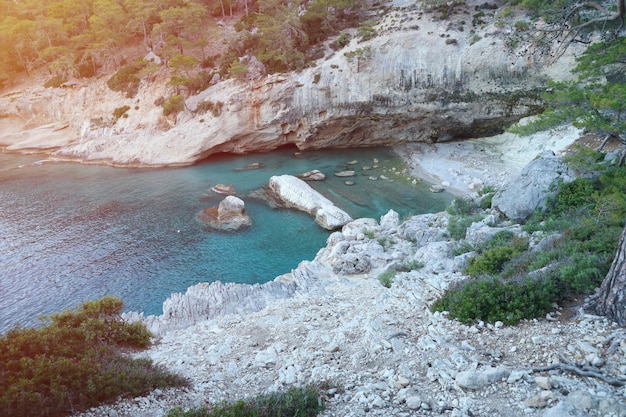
[79,135,626,417]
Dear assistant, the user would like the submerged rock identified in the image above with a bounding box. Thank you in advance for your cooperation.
[197,195,252,231]
[298,169,326,181]
[211,183,237,194]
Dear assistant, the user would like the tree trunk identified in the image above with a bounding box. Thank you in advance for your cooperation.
[586,224,626,325]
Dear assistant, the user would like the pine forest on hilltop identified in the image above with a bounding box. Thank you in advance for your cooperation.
[0,0,377,91]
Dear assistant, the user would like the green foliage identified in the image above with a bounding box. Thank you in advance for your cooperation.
[165,385,324,417]
[44,75,66,88]
[228,59,249,80]
[0,296,188,417]
[378,269,396,288]
[162,94,185,116]
[549,178,595,215]
[436,156,626,324]
[432,277,558,325]
[464,232,529,277]
[518,0,575,22]
[196,100,224,117]
[447,215,477,240]
[513,20,530,31]
[330,32,351,50]
[398,259,425,272]
[113,105,130,121]
[447,196,481,216]
[169,70,215,95]
[513,35,626,142]
[357,21,377,41]
[446,197,484,240]
[107,60,148,98]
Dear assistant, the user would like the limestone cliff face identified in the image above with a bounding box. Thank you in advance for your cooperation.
[0,4,584,167]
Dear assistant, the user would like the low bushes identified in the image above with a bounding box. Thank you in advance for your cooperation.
[107,60,148,98]
[432,276,558,325]
[0,296,188,417]
[433,151,626,325]
[165,385,325,417]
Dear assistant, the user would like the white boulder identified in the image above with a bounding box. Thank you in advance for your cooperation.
[268,175,353,230]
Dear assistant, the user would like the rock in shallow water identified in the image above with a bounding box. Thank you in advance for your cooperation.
[197,195,252,232]
[267,174,352,230]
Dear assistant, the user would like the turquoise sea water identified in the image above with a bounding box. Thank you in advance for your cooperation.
[0,146,452,332]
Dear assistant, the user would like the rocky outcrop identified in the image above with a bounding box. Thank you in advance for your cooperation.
[491,151,576,222]
[0,1,586,167]
[196,195,252,231]
[111,198,626,417]
[266,174,353,230]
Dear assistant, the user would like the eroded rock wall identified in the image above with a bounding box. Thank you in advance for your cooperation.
[0,2,585,166]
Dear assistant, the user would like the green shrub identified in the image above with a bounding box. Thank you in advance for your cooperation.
[465,246,517,277]
[447,197,480,217]
[434,146,626,325]
[0,296,188,417]
[107,60,148,98]
[166,385,324,417]
[113,105,130,121]
[514,20,530,31]
[378,270,396,288]
[330,33,351,50]
[196,100,224,117]
[44,75,66,88]
[432,277,558,325]
[549,178,595,215]
[162,95,185,116]
[447,213,482,240]
[558,253,606,292]
[398,259,425,272]
[357,21,377,41]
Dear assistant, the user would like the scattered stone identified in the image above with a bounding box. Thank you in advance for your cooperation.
[335,170,355,177]
[235,162,265,171]
[543,401,589,417]
[395,376,410,389]
[406,396,422,410]
[430,184,445,193]
[344,180,354,186]
[525,390,556,408]
[347,160,359,165]
[211,184,236,194]
[298,169,326,181]
[534,376,552,390]
[455,367,510,390]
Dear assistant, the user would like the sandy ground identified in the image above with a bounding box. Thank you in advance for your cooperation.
[396,125,587,196]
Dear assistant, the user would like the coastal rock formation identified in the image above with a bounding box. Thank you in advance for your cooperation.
[0,1,585,167]
[492,151,576,222]
[196,195,252,231]
[111,200,626,417]
[266,174,353,230]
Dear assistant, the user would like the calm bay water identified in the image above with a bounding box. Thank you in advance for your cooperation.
[0,146,452,332]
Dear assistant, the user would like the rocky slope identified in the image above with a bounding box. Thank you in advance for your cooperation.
[1,0,586,167]
[82,203,626,417]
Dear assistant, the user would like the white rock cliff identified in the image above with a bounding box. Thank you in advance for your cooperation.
[0,1,585,166]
